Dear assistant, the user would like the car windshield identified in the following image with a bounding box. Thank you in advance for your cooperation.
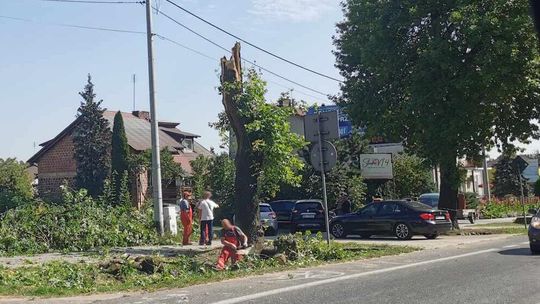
[259,205,272,212]
[269,201,296,211]
[294,202,323,211]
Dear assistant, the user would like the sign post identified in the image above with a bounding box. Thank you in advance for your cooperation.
[304,110,339,245]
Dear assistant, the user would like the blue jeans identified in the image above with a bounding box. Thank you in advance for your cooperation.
[200,220,213,245]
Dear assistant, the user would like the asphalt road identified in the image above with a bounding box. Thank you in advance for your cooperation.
[9,234,538,304]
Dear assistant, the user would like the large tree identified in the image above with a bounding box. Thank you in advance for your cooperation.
[73,75,111,197]
[492,153,530,197]
[218,43,306,242]
[334,0,540,220]
[111,111,130,203]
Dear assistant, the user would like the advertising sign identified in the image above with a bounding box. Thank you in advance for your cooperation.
[360,153,393,179]
[307,105,353,138]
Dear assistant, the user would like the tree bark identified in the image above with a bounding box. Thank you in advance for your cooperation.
[438,157,460,229]
[220,43,260,244]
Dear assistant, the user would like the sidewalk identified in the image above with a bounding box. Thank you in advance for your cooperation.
[0,243,221,268]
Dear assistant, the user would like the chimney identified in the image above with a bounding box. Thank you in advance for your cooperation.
[132,111,150,121]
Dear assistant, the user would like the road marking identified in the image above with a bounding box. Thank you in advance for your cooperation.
[270,270,344,281]
[503,245,518,248]
[210,248,498,304]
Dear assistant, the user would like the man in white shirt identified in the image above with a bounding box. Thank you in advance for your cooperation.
[198,191,219,245]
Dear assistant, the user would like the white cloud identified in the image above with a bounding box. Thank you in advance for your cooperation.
[249,0,337,22]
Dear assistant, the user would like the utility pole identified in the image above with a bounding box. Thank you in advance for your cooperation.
[145,0,164,235]
[317,111,331,245]
[518,169,528,229]
[482,147,491,202]
[132,74,136,111]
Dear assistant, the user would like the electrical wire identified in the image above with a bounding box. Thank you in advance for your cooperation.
[156,9,330,97]
[164,0,342,83]
[0,15,146,34]
[0,12,330,99]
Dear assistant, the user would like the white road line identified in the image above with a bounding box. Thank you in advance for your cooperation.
[210,248,498,304]
[503,245,518,248]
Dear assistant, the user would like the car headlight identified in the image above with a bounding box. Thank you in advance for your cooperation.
[531,217,540,229]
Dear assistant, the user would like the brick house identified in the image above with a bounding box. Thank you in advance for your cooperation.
[27,110,212,205]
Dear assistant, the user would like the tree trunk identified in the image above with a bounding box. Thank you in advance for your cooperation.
[438,158,460,229]
[220,43,260,244]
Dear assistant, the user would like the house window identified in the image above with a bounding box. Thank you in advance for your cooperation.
[182,138,193,152]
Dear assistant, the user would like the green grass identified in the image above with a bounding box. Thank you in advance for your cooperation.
[473,222,524,228]
[0,242,419,298]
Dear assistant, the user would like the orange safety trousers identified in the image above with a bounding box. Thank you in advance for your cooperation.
[216,235,243,270]
[180,208,193,245]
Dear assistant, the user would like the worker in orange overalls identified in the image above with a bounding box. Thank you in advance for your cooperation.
[179,191,193,245]
[216,219,248,270]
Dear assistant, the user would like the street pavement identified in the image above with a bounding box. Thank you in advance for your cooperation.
[8,233,538,304]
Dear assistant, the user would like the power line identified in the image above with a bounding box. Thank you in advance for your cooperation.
[0,13,330,99]
[155,33,331,101]
[163,0,342,83]
[0,15,145,34]
[39,0,145,4]
[156,10,330,97]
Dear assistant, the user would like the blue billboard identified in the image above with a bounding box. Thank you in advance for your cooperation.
[307,105,353,138]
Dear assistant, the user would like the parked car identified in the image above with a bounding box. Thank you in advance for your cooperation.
[268,200,297,226]
[290,200,327,233]
[528,208,540,254]
[232,204,279,236]
[329,200,452,240]
[418,193,477,223]
[259,203,278,236]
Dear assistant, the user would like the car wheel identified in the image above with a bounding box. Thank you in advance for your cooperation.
[330,222,347,239]
[424,233,438,239]
[468,214,475,224]
[531,243,540,255]
[394,223,413,240]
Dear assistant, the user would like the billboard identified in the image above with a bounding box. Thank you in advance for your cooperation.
[360,153,393,179]
[306,105,353,138]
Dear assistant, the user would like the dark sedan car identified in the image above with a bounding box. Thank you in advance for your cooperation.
[329,200,452,240]
[269,200,297,226]
[528,209,540,254]
[290,200,327,233]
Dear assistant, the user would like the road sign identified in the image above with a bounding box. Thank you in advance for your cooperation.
[310,141,337,173]
[304,111,339,142]
[360,153,393,179]
[307,105,354,138]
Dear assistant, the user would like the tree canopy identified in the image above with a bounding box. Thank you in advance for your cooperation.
[0,158,33,212]
[73,75,111,197]
[334,0,540,214]
[111,111,130,204]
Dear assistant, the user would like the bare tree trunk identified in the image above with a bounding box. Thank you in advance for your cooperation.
[439,157,459,229]
[220,43,260,244]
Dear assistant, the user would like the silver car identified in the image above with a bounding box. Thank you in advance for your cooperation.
[260,203,278,236]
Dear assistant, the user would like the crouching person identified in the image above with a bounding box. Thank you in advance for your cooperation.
[216,219,248,270]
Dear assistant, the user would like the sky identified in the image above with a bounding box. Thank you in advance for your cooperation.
[0,0,342,161]
[1,0,539,161]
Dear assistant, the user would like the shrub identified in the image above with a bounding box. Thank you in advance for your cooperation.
[481,198,539,218]
[0,158,33,212]
[0,188,166,256]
